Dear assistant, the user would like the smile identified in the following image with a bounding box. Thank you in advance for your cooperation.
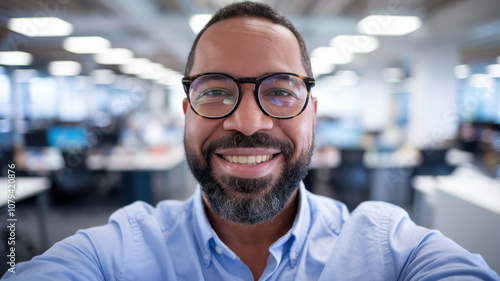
[221,155,275,165]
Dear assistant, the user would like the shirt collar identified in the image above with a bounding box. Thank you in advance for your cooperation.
[286,182,311,267]
[191,182,312,268]
[191,186,217,268]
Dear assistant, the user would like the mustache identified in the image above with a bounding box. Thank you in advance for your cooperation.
[202,132,295,160]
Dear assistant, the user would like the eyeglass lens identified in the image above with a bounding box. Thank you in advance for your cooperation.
[188,74,308,118]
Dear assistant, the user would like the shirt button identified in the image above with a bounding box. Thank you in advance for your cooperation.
[204,253,209,260]
[291,252,297,260]
[215,246,223,255]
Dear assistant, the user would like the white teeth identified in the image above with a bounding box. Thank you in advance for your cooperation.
[222,154,274,165]
[247,156,255,164]
[238,156,246,164]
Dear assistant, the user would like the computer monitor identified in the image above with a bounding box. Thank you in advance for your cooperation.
[23,129,48,147]
[47,126,87,149]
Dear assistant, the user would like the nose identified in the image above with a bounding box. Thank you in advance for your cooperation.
[223,85,273,136]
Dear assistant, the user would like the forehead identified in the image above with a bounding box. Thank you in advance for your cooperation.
[191,16,305,77]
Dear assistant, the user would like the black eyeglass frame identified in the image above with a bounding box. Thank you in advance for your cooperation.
[182,72,316,119]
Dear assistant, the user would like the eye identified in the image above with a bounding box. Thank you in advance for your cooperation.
[197,89,231,99]
[264,88,297,98]
[270,90,293,97]
[194,88,236,107]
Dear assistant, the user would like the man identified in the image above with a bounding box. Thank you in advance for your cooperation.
[3,1,499,280]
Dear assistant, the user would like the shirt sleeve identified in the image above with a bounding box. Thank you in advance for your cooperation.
[1,203,139,281]
[1,225,117,281]
[377,201,500,281]
[1,201,177,281]
[392,219,499,280]
[318,201,499,281]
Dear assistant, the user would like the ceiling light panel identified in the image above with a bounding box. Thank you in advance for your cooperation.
[118,58,151,75]
[63,36,111,54]
[311,58,335,76]
[48,61,82,76]
[91,69,116,84]
[311,46,354,65]
[358,15,422,36]
[94,48,134,65]
[8,17,73,37]
[487,64,500,78]
[0,51,33,66]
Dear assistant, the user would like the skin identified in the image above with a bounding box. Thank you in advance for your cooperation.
[183,16,317,280]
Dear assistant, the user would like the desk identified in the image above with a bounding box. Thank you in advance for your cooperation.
[1,177,50,251]
[86,145,185,172]
[86,145,191,204]
[413,166,500,274]
[15,147,64,175]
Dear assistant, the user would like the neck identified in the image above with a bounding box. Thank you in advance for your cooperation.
[203,188,300,280]
[204,189,299,244]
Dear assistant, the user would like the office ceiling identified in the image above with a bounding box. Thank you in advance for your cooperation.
[0,0,499,76]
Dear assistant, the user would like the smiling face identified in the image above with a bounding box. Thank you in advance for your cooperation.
[183,16,317,225]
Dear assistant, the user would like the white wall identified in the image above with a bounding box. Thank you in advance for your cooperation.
[408,42,460,148]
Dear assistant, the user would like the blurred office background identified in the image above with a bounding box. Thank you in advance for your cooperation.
[1,0,500,274]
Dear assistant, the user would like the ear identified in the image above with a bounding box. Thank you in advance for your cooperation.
[311,97,318,116]
[183,98,189,115]
[311,97,318,127]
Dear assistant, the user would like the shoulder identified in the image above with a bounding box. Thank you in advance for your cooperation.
[334,201,500,280]
[319,201,424,279]
[352,200,405,214]
[346,201,432,251]
[344,201,426,251]
[303,196,413,239]
[108,198,194,234]
[80,198,195,254]
[81,198,195,279]
[305,191,350,234]
[349,201,410,228]
[303,193,405,231]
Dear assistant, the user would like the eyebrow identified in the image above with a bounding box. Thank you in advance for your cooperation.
[200,71,291,79]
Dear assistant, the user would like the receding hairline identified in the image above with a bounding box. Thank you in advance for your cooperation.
[184,1,313,77]
[191,16,307,75]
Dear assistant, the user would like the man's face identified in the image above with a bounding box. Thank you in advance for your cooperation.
[183,17,317,225]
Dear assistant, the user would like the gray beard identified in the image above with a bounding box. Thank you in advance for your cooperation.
[184,131,314,225]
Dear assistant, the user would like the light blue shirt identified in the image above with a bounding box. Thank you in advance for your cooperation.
[3,183,499,280]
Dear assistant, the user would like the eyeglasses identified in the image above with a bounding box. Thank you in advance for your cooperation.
[182,72,315,119]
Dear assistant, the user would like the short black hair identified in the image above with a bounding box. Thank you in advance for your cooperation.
[184,1,312,77]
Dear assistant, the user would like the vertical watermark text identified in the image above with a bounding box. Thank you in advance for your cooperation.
[6,164,17,273]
